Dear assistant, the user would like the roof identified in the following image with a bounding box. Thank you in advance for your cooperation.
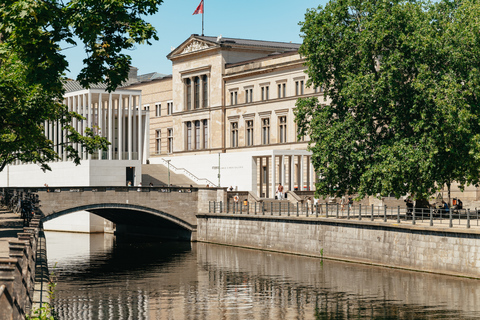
[197,35,301,51]
[63,80,108,93]
[136,72,169,82]
[168,34,301,59]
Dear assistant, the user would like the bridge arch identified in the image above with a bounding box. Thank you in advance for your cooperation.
[42,203,197,240]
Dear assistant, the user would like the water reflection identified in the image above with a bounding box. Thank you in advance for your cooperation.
[45,231,480,319]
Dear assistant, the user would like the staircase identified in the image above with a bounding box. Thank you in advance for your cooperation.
[142,164,199,187]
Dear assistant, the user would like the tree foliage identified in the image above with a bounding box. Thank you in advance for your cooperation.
[0,0,162,172]
[296,0,480,200]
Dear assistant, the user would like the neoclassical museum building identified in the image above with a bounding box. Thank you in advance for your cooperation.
[125,34,325,197]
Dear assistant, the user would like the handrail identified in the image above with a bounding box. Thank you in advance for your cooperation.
[160,158,217,187]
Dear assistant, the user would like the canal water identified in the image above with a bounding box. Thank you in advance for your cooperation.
[45,231,480,319]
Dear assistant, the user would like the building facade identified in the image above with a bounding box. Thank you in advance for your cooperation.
[128,35,326,196]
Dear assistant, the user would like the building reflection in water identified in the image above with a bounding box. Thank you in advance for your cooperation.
[45,231,480,319]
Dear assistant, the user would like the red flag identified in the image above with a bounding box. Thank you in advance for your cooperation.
[193,0,203,15]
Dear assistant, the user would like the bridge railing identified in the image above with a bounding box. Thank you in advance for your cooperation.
[3,186,199,194]
[208,201,480,230]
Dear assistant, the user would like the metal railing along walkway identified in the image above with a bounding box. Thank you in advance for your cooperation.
[208,201,480,230]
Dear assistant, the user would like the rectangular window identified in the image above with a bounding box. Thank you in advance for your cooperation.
[278,83,287,98]
[261,86,269,101]
[194,77,200,109]
[155,103,161,117]
[168,128,173,153]
[246,120,254,146]
[262,118,270,145]
[295,80,305,96]
[195,120,200,149]
[186,79,192,110]
[230,91,237,105]
[155,130,161,154]
[143,105,150,111]
[203,119,208,149]
[202,75,208,108]
[279,116,287,143]
[231,122,238,148]
[245,88,253,103]
[186,122,192,150]
[167,102,173,115]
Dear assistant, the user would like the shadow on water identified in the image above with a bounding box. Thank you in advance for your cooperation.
[45,232,480,320]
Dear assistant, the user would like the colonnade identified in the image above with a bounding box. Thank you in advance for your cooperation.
[44,88,146,163]
[256,152,315,198]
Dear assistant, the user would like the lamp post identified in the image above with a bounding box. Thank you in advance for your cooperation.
[166,160,171,187]
[218,152,221,187]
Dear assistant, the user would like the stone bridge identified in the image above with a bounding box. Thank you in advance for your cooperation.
[6,187,226,241]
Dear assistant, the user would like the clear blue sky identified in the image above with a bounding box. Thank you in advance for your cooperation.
[63,0,328,78]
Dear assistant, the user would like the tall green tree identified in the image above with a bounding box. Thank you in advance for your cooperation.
[296,0,480,202]
[0,0,162,172]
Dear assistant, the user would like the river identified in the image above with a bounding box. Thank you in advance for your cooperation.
[44,231,480,319]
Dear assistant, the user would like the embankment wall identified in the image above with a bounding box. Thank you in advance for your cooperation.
[196,215,480,279]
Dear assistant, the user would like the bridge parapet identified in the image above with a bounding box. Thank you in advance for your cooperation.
[3,187,227,230]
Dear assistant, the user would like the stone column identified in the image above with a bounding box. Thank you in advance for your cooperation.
[299,155,304,191]
[118,94,123,160]
[132,95,137,159]
[108,93,113,160]
[271,155,276,199]
[259,157,263,197]
[290,155,295,191]
[128,94,132,160]
[138,94,143,163]
[266,156,270,198]
[98,93,103,159]
[87,91,92,160]
[280,155,285,185]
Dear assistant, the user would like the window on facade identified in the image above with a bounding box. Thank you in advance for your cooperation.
[143,105,150,111]
[167,102,173,115]
[186,122,192,150]
[202,75,208,108]
[203,119,208,149]
[231,122,238,148]
[195,120,201,149]
[245,88,253,103]
[194,77,200,109]
[262,118,270,145]
[155,129,161,154]
[155,103,161,117]
[186,79,192,110]
[168,128,173,153]
[278,83,287,98]
[230,91,238,105]
[261,86,269,101]
[246,120,254,146]
[295,80,305,96]
[279,116,287,143]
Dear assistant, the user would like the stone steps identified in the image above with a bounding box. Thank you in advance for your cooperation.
[141,164,201,187]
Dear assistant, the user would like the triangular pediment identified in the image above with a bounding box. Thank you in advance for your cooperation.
[168,36,218,59]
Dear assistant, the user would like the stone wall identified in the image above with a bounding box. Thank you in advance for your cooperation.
[196,214,480,279]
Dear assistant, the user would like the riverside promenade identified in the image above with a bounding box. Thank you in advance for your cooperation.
[0,207,48,320]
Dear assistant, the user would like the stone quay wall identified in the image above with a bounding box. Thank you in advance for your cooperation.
[196,214,480,279]
[0,217,41,320]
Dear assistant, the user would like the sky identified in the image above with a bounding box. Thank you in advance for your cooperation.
[63,0,329,78]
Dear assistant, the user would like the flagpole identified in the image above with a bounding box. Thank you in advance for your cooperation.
[202,0,204,36]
